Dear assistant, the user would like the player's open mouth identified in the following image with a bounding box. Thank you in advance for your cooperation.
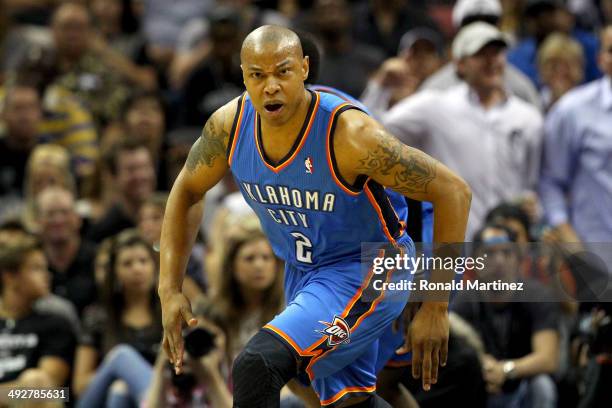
[264,103,284,113]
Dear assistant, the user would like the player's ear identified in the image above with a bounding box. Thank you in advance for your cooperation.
[240,64,247,85]
[302,56,309,82]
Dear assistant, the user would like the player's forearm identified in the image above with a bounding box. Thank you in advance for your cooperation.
[425,175,471,304]
[159,182,204,297]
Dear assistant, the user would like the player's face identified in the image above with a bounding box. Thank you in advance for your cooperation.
[233,238,277,292]
[242,45,309,126]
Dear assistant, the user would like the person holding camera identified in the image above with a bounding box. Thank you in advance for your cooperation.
[73,230,163,407]
[145,298,232,408]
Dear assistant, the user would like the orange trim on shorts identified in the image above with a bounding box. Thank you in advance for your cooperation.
[304,253,383,380]
[254,92,320,173]
[364,184,397,245]
[325,102,364,196]
[227,95,246,166]
[320,385,377,406]
[263,324,310,356]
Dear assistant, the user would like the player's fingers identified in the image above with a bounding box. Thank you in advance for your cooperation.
[180,305,198,327]
[421,340,433,391]
[162,335,173,365]
[396,326,412,354]
[431,343,440,385]
[411,342,422,379]
[440,336,449,367]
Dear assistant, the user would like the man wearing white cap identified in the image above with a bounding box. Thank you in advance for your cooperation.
[421,0,542,109]
[383,22,543,239]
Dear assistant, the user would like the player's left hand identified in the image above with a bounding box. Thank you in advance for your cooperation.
[398,301,449,391]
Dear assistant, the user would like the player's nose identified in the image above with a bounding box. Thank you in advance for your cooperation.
[264,78,281,94]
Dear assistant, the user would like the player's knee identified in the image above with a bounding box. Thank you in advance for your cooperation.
[233,330,298,406]
[232,349,268,388]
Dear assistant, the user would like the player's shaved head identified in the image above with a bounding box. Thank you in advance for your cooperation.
[241,25,303,63]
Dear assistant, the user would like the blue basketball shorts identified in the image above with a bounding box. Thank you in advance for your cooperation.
[263,243,415,407]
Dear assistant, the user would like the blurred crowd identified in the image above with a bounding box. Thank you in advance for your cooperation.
[1,0,612,407]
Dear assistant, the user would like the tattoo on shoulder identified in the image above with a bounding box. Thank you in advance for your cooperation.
[357,131,436,195]
[185,117,228,172]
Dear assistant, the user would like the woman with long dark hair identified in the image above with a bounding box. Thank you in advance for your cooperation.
[73,229,162,407]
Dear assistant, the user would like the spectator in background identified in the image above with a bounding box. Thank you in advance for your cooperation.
[508,0,601,88]
[0,0,51,83]
[361,27,445,118]
[105,90,171,190]
[0,220,81,337]
[181,6,244,127]
[384,22,543,238]
[421,0,542,109]
[87,139,156,243]
[89,0,143,60]
[36,186,97,316]
[49,2,153,126]
[137,193,206,300]
[538,33,585,109]
[74,230,162,407]
[379,313,488,408]
[352,0,441,57]
[7,53,100,183]
[141,0,214,70]
[539,24,612,282]
[0,236,76,389]
[453,224,561,408]
[144,297,233,408]
[169,1,287,91]
[309,0,384,98]
[21,144,76,232]
[211,221,284,361]
[0,78,43,199]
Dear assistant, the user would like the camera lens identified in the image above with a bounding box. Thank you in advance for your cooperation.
[183,327,216,358]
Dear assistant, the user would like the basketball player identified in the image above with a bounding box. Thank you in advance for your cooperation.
[159,25,471,408]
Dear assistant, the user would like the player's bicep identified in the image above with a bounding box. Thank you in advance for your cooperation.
[350,123,439,201]
[179,113,230,196]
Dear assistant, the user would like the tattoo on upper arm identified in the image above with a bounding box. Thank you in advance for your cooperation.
[185,117,228,172]
[357,131,437,195]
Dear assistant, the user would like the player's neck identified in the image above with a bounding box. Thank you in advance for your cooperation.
[258,89,312,165]
[260,89,311,139]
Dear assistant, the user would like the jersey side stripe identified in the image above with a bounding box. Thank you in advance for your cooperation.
[227,94,246,166]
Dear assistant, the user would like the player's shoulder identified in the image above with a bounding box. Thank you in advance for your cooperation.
[333,106,383,153]
[207,94,246,143]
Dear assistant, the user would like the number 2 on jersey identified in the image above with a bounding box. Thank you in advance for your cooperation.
[291,232,313,263]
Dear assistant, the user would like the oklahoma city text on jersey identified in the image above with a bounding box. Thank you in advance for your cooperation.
[241,181,336,228]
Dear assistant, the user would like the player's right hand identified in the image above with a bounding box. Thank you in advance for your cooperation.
[160,292,198,374]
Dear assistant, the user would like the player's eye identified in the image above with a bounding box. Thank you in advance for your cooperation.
[279,69,289,75]
[251,72,262,79]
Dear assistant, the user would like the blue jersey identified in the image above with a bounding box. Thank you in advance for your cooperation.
[227,90,412,268]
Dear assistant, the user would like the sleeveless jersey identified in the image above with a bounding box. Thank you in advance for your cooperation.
[227,90,412,268]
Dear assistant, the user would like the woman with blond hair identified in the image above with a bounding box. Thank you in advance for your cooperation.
[538,33,585,109]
